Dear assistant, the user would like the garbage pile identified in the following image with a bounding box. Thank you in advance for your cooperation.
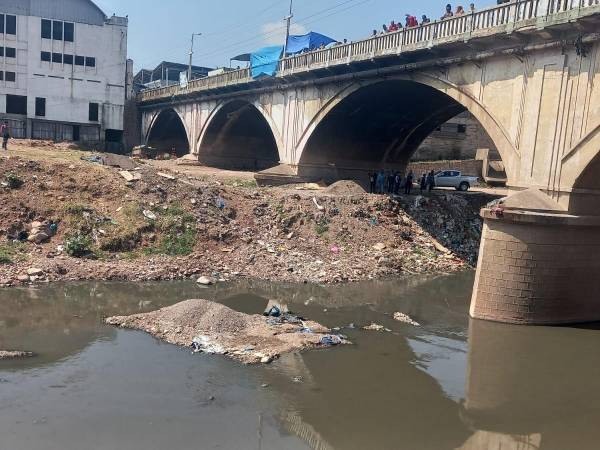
[106,299,349,364]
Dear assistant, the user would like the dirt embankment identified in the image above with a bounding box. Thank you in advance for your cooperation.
[0,144,495,287]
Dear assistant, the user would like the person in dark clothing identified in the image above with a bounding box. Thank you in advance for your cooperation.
[388,172,396,194]
[394,172,402,195]
[1,121,9,151]
[420,173,427,192]
[404,171,414,195]
[426,170,436,192]
[369,172,377,193]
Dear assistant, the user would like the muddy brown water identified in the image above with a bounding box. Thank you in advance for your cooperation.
[1,272,600,450]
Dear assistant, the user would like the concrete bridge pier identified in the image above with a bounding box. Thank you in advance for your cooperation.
[470,191,600,325]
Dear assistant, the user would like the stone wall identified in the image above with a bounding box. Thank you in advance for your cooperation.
[412,112,499,161]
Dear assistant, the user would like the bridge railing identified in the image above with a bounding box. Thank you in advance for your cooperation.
[138,0,593,102]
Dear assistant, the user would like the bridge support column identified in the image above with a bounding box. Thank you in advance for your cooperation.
[470,207,600,325]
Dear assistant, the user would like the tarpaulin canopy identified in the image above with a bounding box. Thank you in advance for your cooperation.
[250,45,283,79]
[286,32,336,54]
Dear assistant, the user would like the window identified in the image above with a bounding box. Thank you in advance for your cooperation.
[35,97,46,117]
[41,51,51,62]
[6,15,16,35]
[0,72,3,81]
[85,57,96,68]
[64,54,73,65]
[0,15,4,34]
[6,95,27,114]
[75,55,85,66]
[89,103,99,121]
[0,48,3,57]
[41,19,51,39]
[52,53,62,63]
[5,47,15,58]
[52,20,63,40]
[457,124,467,133]
[64,22,74,42]
[5,71,16,82]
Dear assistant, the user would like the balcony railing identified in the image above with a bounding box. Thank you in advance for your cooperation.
[138,0,596,103]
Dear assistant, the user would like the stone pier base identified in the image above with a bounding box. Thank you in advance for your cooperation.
[470,208,600,325]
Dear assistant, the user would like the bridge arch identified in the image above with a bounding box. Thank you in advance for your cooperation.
[196,99,281,171]
[145,108,190,157]
[295,75,520,184]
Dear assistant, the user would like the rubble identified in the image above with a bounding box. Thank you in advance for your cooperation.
[0,150,496,286]
[393,312,420,326]
[105,299,349,364]
[0,350,34,360]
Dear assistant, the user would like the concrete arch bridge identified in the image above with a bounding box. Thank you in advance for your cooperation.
[138,0,600,325]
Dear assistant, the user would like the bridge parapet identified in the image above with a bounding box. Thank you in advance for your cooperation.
[137,0,598,104]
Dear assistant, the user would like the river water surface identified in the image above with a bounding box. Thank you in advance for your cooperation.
[1,272,600,450]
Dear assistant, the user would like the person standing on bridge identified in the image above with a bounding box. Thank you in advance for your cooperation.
[420,173,427,193]
[455,5,466,15]
[369,171,377,193]
[441,4,454,19]
[394,172,402,195]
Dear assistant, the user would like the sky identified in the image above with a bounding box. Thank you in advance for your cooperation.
[92,0,461,73]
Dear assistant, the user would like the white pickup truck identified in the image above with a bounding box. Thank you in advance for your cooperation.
[434,170,479,191]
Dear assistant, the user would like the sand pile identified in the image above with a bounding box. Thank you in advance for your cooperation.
[324,180,366,195]
[106,299,347,364]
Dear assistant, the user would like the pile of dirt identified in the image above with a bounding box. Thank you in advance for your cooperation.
[0,350,33,360]
[106,299,346,364]
[324,180,366,196]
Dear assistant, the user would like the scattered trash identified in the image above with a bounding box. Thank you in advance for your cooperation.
[320,335,343,346]
[215,197,226,209]
[330,245,340,254]
[373,243,386,251]
[157,172,176,181]
[292,376,303,383]
[393,312,421,327]
[143,210,157,220]
[363,323,391,332]
[312,197,325,211]
[0,351,34,360]
[119,171,142,182]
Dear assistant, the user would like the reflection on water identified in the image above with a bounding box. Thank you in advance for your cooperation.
[0,273,599,449]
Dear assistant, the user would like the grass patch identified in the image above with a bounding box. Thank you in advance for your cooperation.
[144,203,197,256]
[224,178,257,188]
[64,233,94,258]
[0,242,28,264]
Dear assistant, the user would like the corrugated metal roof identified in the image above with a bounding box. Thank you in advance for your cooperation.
[0,0,110,26]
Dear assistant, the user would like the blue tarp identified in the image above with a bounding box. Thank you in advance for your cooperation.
[286,32,336,54]
[251,45,284,79]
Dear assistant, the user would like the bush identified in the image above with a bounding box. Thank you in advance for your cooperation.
[64,234,93,258]
[5,173,23,189]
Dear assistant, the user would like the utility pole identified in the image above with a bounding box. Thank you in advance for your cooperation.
[283,0,294,55]
[188,32,202,82]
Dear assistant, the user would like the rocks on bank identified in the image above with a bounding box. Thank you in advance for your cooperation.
[105,299,348,364]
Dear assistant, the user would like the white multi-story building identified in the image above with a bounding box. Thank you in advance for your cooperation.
[0,0,128,145]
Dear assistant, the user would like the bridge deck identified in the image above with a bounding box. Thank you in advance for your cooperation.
[138,0,600,104]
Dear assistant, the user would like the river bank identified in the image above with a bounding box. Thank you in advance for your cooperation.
[0,142,497,287]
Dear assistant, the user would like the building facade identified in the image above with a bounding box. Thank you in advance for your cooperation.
[0,0,128,145]
[412,111,500,162]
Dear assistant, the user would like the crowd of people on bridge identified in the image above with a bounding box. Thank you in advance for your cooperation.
[373,2,477,36]
[369,169,437,196]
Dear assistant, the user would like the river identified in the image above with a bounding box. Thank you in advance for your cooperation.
[1,272,600,450]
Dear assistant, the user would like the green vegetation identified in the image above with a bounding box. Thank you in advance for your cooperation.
[0,242,27,264]
[315,217,330,236]
[144,203,197,256]
[225,178,258,188]
[5,172,24,189]
[64,233,94,258]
